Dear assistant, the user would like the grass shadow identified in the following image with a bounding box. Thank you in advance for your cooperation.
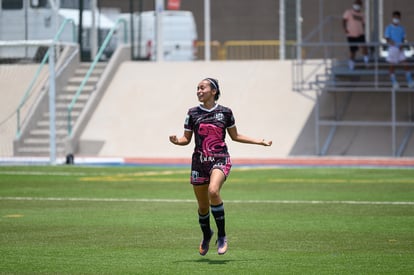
[195,258,233,265]
[174,257,262,265]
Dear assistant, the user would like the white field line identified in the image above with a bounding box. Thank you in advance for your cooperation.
[0,197,413,205]
[0,170,188,177]
[0,171,90,176]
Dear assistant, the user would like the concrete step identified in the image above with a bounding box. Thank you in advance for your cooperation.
[80,62,107,68]
[57,94,89,103]
[15,146,66,157]
[42,111,81,118]
[56,102,84,111]
[29,129,68,138]
[63,85,95,93]
[23,138,65,146]
[37,119,70,127]
[75,64,106,75]
[68,76,99,85]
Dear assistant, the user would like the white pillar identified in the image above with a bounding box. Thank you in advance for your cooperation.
[204,0,211,61]
[50,0,59,35]
[155,0,164,62]
[49,0,60,58]
[379,0,383,40]
[296,0,302,61]
[279,0,285,60]
[48,44,57,165]
[91,0,98,59]
[364,0,370,42]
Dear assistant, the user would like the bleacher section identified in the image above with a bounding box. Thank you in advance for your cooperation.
[312,60,414,156]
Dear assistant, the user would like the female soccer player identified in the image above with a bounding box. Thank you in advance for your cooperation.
[169,78,272,256]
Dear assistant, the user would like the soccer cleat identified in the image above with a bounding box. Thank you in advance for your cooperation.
[199,230,213,256]
[216,236,228,255]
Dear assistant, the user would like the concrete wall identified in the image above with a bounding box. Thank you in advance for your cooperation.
[3,61,414,159]
[0,65,40,156]
[79,60,317,159]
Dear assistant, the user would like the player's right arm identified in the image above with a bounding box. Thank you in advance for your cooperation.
[169,130,193,146]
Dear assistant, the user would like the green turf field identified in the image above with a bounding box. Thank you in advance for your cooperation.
[1,165,413,274]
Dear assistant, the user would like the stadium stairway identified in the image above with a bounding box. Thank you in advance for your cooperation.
[13,62,107,157]
[13,45,131,157]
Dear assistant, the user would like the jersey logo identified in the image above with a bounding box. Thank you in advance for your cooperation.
[215,113,224,121]
[191,171,199,181]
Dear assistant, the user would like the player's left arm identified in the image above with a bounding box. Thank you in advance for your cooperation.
[227,126,272,146]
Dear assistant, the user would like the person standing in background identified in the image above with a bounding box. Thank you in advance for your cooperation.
[384,11,414,89]
[342,0,369,70]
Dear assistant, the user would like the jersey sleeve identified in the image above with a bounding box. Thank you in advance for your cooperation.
[184,110,193,131]
[227,108,236,128]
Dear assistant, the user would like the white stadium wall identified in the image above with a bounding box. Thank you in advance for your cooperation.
[79,60,317,159]
[4,61,411,159]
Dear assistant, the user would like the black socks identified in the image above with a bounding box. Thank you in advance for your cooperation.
[211,203,226,238]
[198,203,226,239]
[198,212,212,240]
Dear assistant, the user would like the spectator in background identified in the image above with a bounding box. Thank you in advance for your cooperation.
[384,11,414,89]
[342,0,369,70]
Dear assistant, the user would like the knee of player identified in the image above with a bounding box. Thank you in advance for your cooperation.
[208,188,220,200]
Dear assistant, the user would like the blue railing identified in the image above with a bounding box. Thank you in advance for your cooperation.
[67,18,127,136]
[16,19,76,138]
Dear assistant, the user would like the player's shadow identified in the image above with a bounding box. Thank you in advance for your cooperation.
[174,258,255,265]
[195,258,233,265]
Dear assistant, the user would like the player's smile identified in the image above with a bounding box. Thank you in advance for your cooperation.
[197,80,215,103]
[197,91,208,100]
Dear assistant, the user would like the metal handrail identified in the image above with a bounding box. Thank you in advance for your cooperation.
[223,40,297,60]
[67,18,127,136]
[195,40,298,60]
[16,18,76,138]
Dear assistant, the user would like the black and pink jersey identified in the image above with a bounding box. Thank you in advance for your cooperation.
[184,104,235,158]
